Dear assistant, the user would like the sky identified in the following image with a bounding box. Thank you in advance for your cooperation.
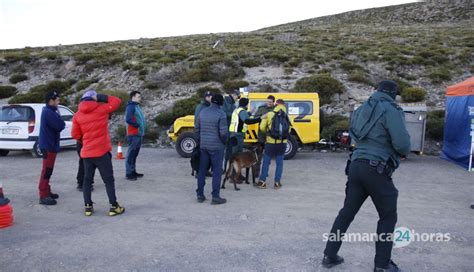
[0,0,416,49]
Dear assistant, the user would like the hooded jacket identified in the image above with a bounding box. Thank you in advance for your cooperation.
[71,95,122,158]
[259,104,289,144]
[39,104,66,152]
[125,101,145,136]
[350,91,411,168]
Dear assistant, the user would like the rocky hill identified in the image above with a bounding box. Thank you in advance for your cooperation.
[0,0,472,146]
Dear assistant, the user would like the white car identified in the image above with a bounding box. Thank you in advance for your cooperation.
[0,103,76,157]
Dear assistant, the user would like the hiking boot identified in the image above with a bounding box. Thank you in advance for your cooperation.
[39,197,57,206]
[126,174,137,181]
[108,203,125,216]
[197,195,206,203]
[256,181,267,189]
[274,182,282,189]
[322,254,344,268]
[374,260,400,272]
[49,192,59,199]
[133,172,144,178]
[211,197,227,205]
[84,203,94,216]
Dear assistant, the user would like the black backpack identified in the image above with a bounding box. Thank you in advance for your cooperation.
[269,110,290,141]
[190,146,200,176]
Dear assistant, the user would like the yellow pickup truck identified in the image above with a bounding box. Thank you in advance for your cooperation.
[167,92,321,159]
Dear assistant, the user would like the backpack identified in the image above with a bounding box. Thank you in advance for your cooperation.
[269,110,290,141]
[190,146,200,176]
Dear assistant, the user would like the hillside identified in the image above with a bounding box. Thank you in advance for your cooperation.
[0,0,472,145]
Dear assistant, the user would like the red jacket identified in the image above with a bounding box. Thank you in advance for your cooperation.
[72,96,121,158]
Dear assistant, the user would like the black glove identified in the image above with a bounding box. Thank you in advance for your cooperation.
[96,94,109,103]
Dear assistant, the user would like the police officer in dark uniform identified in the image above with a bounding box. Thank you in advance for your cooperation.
[321,80,411,272]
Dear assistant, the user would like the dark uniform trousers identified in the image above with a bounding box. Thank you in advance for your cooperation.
[324,159,398,268]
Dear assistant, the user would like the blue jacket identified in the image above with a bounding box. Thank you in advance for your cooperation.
[350,91,411,168]
[39,105,65,152]
[195,104,228,150]
[125,101,146,136]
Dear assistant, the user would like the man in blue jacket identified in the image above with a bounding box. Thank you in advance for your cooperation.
[125,91,146,181]
[38,91,65,205]
[195,94,228,205]
[322,80,411,272]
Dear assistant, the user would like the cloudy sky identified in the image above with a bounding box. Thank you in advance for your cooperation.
[1,0,416,49]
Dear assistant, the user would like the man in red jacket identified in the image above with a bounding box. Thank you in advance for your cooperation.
[71,90,125,217]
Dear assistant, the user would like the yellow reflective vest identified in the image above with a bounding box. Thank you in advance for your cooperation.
[229,107,247,133]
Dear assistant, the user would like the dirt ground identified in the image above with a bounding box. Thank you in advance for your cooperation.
[0,148,472,272]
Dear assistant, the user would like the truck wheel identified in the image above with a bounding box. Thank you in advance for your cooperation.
[0,149,9,156]
[32,141,43,158]
[284,135,298,160]
[176,132,197,158]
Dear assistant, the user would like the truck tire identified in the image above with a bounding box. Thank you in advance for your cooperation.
[176,132,197,158]
[0,149,9,156]
[284,135,298,160]
[32,141,43,158]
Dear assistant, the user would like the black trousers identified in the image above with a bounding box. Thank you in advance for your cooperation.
[76,143,95,187]
[324,160,398,268]
[83,153,117,206]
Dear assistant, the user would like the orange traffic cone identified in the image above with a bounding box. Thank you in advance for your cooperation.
[115,142,125,160]
[0,183,13,229]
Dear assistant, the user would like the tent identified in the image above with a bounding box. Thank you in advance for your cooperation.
[441,76,474,170]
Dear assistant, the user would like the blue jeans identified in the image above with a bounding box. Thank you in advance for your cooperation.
[126,136,142,176]
[197,148,224,198]
[260,143,285,183]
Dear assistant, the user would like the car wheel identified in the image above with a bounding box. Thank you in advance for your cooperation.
[176,132,197,158]
[284,135,298,160]
[0,149,9,156]
[32,141,43,158]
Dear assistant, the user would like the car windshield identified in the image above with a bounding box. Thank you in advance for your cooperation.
[0,106,34,122]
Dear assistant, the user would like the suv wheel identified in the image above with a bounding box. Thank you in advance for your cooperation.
[284,135,298,160]
[32,141,43,158]
[176,132,197,158]
[0,149,9,157]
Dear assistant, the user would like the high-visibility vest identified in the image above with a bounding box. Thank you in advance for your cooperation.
[229,107,247,133]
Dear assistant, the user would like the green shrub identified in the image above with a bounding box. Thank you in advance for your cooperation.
[256,84,275,93]
[241,58,262,68]
[426,110,445,141]
[339,60,364,72]
[348,70,373,86]
[428,67,451,84]
[0,86,18,99]
[76,78,100,91]
[223,80,249,92]
[144,126,159,143]
[401,87,426,103]
[101,90,129,113]
[182,60,245,83]
[292,74,345,105]
[3,52,31,63]
[9,73,28,84]
[392,78,411,94]
[114,125,127,143]
[8,80,72,104]
[321,114,350,139]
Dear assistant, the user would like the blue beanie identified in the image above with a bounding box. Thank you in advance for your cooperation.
[377,80,399,99]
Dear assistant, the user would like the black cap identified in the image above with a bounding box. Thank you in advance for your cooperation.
[377,80,399,99]
[204,91,213,98]
[211,94,224,106]
[45,91,60,103]
[239,97,249,107]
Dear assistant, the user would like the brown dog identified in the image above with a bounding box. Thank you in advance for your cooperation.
[222,145,263,191]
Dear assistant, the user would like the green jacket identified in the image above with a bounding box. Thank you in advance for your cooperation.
[259,104,289,144]
[350,91,411,169]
